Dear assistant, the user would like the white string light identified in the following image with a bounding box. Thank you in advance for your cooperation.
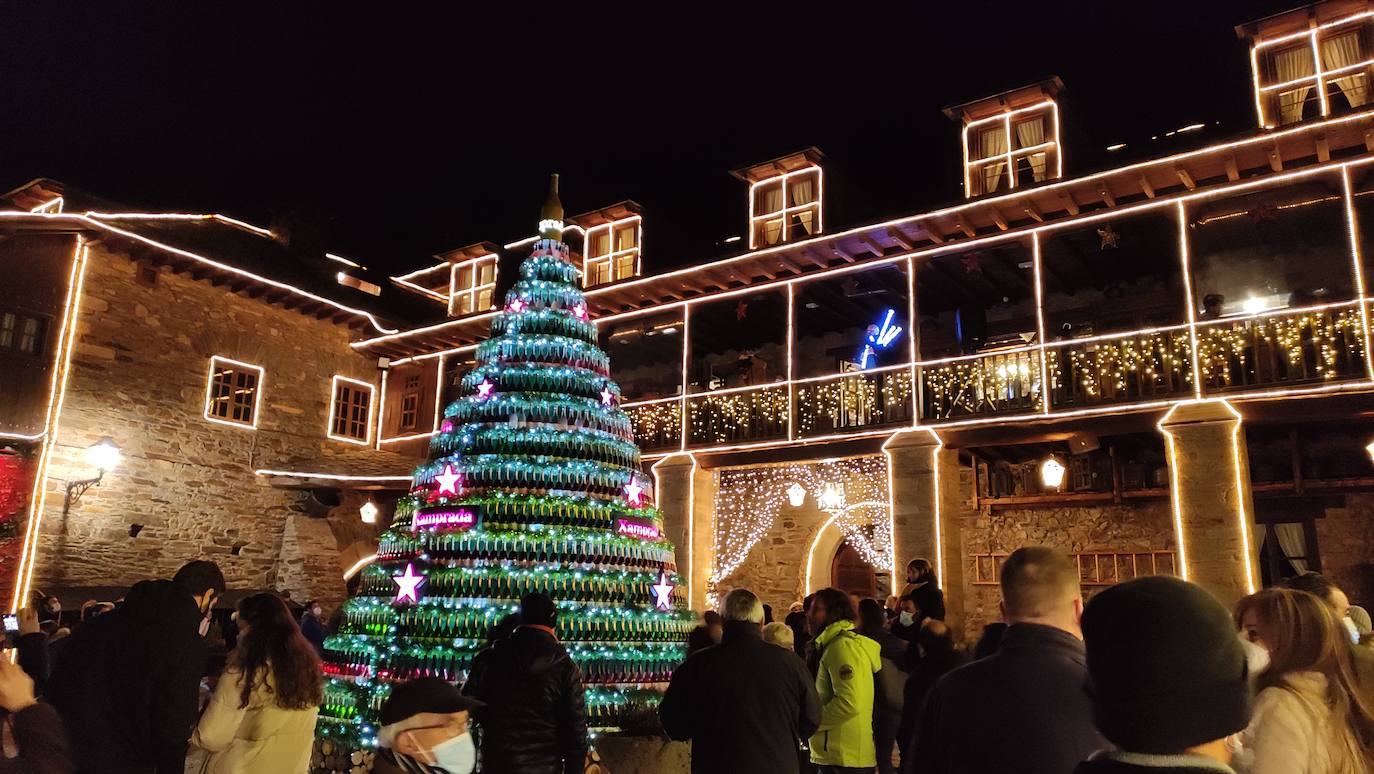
[710,456,891,591]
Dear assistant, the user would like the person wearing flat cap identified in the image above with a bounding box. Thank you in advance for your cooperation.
[374,677,482,774]
[1075,576,1254,774]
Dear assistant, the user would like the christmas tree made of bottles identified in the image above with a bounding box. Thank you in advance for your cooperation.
[314,177,692,761]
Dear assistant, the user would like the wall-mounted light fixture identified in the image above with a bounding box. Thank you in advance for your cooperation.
[64,436,121,518]
[1040,456,1066,489]
[360,500,379,525]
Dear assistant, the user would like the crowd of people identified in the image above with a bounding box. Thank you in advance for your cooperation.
[661,552,1374,774]
[3,549,1374,774]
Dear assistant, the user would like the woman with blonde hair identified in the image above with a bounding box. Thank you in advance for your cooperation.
[1236,587,1374,774]
[190,593,323,773]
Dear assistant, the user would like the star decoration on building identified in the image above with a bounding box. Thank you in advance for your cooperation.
[571,303,588,320]
[392,563,426,604]
[600,386,616,407]
[1097,225,1120,249]
[507,297,527,314]
[624,480,646,507]
[475,379,495,400]
[651,570,675,611]
[434,464,463,496]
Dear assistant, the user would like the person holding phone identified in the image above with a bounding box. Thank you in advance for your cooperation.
[0,651,73,772]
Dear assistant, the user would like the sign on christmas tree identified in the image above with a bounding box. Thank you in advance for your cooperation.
[314,179,692,765]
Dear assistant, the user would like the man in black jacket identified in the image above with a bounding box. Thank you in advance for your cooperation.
[462,592,588,774]
[906,547,1107,774]
[46,560,224,774]
[660,588,821,774]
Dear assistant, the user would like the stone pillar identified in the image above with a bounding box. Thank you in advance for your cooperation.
[1159,400,1260,607]
[884,429,966,635]
[652,454,716,612]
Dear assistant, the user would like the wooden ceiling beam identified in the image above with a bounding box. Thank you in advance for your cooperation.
[1175,166,1197,191]
[1268,143,1284,173]
[954,215,978,239]
[1316,133,1331,163]
[921,222,947,244]
[1022,199,1045,223]
[1060,193,1080,216]
[886,227,915,251]
[1097,184,1116,208]
[988,208,1010,231]
[1223,155,1240,182]
[1137,175,1156,199]
[859,235,887,258]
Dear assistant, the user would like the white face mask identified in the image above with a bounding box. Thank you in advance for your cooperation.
[198,613,212,638]
[1239,633,1270,677]
[425,731,476,774]
[1344,616,1361,645]
[898,611,915,627]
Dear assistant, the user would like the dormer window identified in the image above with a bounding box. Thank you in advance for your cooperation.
[962,103,1060,197]
[568,202,645,288]
[731,148,826,250]
[947,79,1063,199]
[449,254,497,316]
[583,217,640,287]
[751,168,821,247]
[1253,20,1374,126]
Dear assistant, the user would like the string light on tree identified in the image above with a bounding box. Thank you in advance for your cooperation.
[315,177,690,761]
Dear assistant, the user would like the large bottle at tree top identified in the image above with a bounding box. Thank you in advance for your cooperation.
[314,177,692,766]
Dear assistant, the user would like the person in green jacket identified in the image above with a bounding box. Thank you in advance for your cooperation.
[807,588,883,773]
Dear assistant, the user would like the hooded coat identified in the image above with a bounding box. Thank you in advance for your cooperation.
[46,579,209,774]
[810,619,882,768]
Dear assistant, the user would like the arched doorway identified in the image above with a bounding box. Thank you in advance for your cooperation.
[831,543,877,599]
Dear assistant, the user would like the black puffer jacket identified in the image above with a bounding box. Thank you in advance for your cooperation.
[46,579,208,774]
[462,626,588,774]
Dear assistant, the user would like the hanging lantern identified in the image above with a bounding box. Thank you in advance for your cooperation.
[1041,457,1067,489]
[786,482,806,508]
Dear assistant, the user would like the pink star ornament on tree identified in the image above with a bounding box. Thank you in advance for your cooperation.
[392,563,426,604]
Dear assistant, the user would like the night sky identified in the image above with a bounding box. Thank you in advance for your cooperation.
[5,1,1300,276]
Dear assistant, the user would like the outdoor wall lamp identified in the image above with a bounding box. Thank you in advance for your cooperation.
[1040,456,1067,489]
[63,436,121,517]
[360,500,379,524]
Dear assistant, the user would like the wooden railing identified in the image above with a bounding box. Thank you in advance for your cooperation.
[970,550,1178,587]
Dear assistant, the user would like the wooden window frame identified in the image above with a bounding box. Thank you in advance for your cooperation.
[749,167,822,249]
[962,102,1061,197]
[1254,19,1374,127]
[447,254,499,317]
[399,375,422,431]
[203,356,264,430]
[583,216,642,288]
[328,374,375,445]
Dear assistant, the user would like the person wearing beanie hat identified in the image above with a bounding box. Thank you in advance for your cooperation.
[1076,575,1253,774]
[375,677,482,774]
[906,546,1106,774]
[462,593,588,774]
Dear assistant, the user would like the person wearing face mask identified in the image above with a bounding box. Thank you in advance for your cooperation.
[1234,588,1374,774]
[899,559,946,630]
[298,599,328,657]
[375,678,482,774]
[47,559,225,774]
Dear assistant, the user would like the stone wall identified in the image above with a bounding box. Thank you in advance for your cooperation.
[1316,492,1374,607]
[956,497,1175,643]
[714,498,831,613]
[27,245,418,610]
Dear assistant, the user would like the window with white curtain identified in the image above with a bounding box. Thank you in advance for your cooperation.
[1256,19,1374,126]
[750,167,821,248]
[964,104,1059,197]
[583,217,641,287]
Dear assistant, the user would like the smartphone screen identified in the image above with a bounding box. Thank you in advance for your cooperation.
[2,615,16,633]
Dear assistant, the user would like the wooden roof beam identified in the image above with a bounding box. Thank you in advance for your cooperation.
[1175,166,1197,191]
[1365,127,1374,153]
[1097,184,1116,208]
[859,235,887,258]
[831,243,856,263]
[921,222,947,244]
[1022,200,1045,223]
[988,208,1010,231]
[1060,193,1080,216]
[1137,175,1156,199]
[1316,133,1331,163]
[886,226,915,251]
[1223,155,1240,182]
[1268,143,1283,173]
[954,215,978,239]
